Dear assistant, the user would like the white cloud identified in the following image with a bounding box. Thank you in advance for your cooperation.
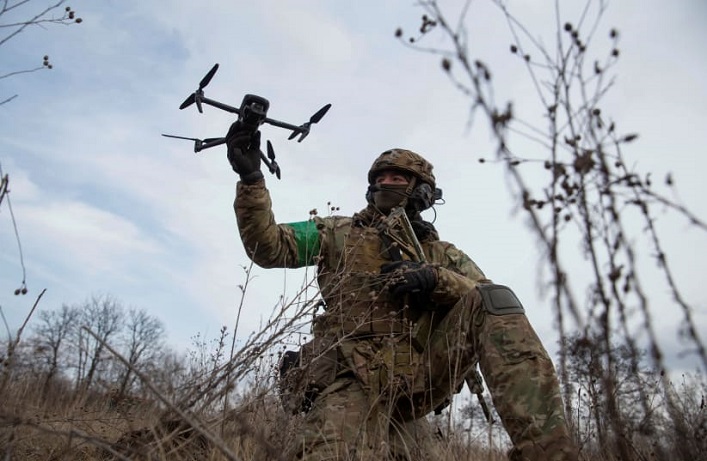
[18,199,162,275]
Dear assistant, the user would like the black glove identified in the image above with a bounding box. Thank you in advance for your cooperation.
[380,260,438,296]
[226,121,263,183]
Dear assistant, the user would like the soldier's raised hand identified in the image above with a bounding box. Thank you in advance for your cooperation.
[380,260,438,296]
[226,121,263,184]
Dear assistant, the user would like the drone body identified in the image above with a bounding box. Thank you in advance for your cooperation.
[163,63,331,179]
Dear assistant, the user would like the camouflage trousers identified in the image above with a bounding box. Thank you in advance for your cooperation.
[288,376,441,461]
[291,287,578,461]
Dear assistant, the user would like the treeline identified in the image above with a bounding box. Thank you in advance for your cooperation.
[0,292,301,460]
[1,294,197,405]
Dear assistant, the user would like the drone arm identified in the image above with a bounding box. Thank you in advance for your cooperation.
[196,137,226,152]
[200,97,241,115]
[264,117,302,133]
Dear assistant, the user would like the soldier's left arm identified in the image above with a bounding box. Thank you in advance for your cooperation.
[426,241,489,306]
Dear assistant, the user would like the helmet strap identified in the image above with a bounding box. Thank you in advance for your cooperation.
[399,176,416,211]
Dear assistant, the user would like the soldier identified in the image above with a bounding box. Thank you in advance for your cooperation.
[227,122,578,461]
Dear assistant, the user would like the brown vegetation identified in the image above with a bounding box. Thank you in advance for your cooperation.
[1,294,705,460]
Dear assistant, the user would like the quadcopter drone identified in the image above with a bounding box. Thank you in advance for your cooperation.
[162,63,331,179]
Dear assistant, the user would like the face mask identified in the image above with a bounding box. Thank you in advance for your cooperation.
[372,184,409,213]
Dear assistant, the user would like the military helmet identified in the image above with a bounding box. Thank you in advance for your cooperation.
[367,149,436,189]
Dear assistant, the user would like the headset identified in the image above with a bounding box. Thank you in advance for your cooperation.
[408,182,443,212]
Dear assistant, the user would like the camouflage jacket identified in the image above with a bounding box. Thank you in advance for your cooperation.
[235,180,487,338]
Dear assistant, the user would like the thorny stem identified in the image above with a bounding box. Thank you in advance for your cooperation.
[0,289,45,394]
[0,0,74,48]
[401,1,707,456]
[222,258,256,434]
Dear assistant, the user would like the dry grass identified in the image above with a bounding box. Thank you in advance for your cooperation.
[3,367,703,461]
[0,370,507,461]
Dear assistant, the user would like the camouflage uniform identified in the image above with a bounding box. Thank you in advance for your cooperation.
[234,149,577,461]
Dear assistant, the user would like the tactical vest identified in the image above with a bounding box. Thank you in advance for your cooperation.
[313,217,420,338]
[292,212,474,415]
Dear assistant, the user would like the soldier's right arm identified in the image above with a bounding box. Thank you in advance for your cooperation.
[234,180,322,269]
[427,241,489,307]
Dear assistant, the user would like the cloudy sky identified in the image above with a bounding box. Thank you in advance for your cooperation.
[1,0,705,372]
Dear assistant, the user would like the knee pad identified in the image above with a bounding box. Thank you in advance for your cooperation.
[477,284,525,316]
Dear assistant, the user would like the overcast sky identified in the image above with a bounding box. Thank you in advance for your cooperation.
[1,1,705,373]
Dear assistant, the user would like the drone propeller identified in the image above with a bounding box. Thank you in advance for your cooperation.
[200,64,219,89]
[310,103,332,124]
[288,103,332,142]
[163,133,203,152]
[162,133,226,153]
[162,134,199,142]
[179,95,195,111]
[179,63,220,113]
[266,140,281,179]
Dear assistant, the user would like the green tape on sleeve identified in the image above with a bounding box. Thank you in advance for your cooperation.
[284,220,321,267]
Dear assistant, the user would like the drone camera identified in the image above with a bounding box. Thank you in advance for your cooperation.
[240,94,270,130]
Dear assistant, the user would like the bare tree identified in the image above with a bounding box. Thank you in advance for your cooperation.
[33,303,79,396]
[145,347,189,400]
[74,294,124,392]
[114,307,165,399]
